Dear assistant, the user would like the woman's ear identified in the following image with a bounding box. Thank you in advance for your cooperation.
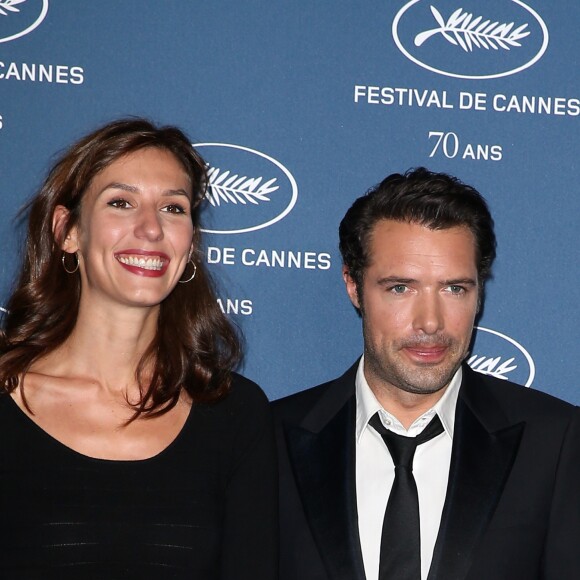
[52,205,78,252]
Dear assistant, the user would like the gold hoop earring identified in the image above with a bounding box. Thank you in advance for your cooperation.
[62,252,79,274]
[179,259,197,283]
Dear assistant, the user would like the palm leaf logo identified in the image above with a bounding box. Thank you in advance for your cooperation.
[0,0,27,17]
[205,166,279,207]
[468,355,517,380]
[415,6,530,51]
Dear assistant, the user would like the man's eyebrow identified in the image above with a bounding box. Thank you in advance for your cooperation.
[440,278,477,286]
[376,276,418,285]
[375,277,478,286]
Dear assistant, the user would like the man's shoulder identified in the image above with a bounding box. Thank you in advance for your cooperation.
[464,366,576,422]
[272,377,339,424]
[272,362,359,425]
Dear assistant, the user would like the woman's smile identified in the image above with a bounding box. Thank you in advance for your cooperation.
[115,250,170,276]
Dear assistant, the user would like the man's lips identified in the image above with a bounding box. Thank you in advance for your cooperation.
[402,344,449,363]
[114,250,170,276]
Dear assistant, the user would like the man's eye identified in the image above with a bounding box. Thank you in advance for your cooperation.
[107,198,131,209]
[390,285,408,294]
[447,285,464,295]
[162,204,187,214]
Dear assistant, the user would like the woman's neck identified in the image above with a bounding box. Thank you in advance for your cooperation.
[32,299,160,397]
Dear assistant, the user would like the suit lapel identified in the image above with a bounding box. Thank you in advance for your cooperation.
[428,367,525,580]
[283,365,366,580]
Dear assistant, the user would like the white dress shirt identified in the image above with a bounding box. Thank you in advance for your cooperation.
[355,357,461,580]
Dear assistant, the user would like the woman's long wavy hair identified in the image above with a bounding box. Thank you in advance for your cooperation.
[0,118,241,417]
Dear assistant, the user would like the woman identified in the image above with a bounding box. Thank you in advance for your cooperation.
[0,119,277,579]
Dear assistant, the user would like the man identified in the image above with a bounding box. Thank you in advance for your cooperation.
[273,168,580,580]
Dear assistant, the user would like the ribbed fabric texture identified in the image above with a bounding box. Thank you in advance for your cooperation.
[0,377,277,580]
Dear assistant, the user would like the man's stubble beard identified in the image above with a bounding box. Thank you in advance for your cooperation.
[362,322,472,397]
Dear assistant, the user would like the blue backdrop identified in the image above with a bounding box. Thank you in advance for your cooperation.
[0,0,577,402]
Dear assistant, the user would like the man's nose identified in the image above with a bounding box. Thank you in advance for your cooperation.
[412,292,444,335]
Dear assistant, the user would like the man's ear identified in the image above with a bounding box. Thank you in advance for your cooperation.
[342,266,360,309]
[52,205,78,252]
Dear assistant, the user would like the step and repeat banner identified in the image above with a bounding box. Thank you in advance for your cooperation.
[0,1,577,402]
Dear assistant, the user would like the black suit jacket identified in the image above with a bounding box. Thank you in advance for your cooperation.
[273,362,580,580]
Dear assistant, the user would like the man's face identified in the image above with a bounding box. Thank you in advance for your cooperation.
[344,219,479,398]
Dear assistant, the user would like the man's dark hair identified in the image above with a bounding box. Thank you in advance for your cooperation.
[339,167,496,293]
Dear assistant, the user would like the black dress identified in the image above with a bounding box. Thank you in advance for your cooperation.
[0,374,278,580]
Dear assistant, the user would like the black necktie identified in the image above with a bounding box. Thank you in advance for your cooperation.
[369,412,444,580]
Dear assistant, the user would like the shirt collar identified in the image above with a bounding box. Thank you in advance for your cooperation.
[355,355,461,442]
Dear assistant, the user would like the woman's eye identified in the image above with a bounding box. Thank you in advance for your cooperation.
[162,204,187,214]
[107,198,131,209]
